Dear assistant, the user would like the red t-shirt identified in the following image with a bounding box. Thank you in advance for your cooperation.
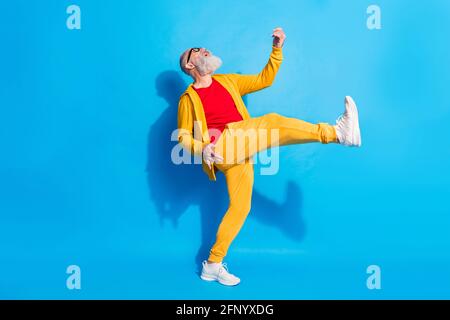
[193,78,243,144]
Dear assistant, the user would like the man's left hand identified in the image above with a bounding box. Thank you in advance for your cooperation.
[272,27,286,48]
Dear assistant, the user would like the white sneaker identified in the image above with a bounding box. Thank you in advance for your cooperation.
[334,96,362,147]
[200,261,241,286]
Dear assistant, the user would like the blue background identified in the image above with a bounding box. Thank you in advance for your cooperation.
[1,0,449,299]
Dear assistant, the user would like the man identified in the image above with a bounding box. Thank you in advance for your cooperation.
[177,27,361,286]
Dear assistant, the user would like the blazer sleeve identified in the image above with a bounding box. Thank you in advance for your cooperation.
[228,46,283,96]
[177,94,208,157]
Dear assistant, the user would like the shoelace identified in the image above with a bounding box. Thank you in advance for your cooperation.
[336,110,350,123]
[218,263,229,274]
[203,261,230,274]
[336,112,351,130]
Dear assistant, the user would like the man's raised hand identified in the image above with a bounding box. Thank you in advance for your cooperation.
[272,27,286,48]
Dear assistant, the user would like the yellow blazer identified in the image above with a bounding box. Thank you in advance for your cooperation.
[177,46,283,181]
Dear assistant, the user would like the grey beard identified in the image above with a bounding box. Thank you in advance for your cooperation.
[196,54,223,76]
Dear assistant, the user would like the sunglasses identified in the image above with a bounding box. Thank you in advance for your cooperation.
[187,47,201,63]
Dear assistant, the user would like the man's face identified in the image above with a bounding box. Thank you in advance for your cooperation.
[186,48,222,76]
[188,48,210,63]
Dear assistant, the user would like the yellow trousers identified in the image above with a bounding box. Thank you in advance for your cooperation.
[208,112,338,263]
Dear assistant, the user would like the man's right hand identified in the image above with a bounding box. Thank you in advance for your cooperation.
[202,143,224,170]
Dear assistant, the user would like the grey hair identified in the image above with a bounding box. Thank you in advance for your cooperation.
[179,49,191,75]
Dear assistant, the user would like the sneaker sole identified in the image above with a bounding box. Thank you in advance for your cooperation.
[345,96,362,147]
[200,274,241,286]
[200,274,217,282]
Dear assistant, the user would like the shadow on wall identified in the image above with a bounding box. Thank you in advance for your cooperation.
[147,70,306,272]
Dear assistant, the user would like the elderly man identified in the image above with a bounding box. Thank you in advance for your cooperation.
[177,27,361,286]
